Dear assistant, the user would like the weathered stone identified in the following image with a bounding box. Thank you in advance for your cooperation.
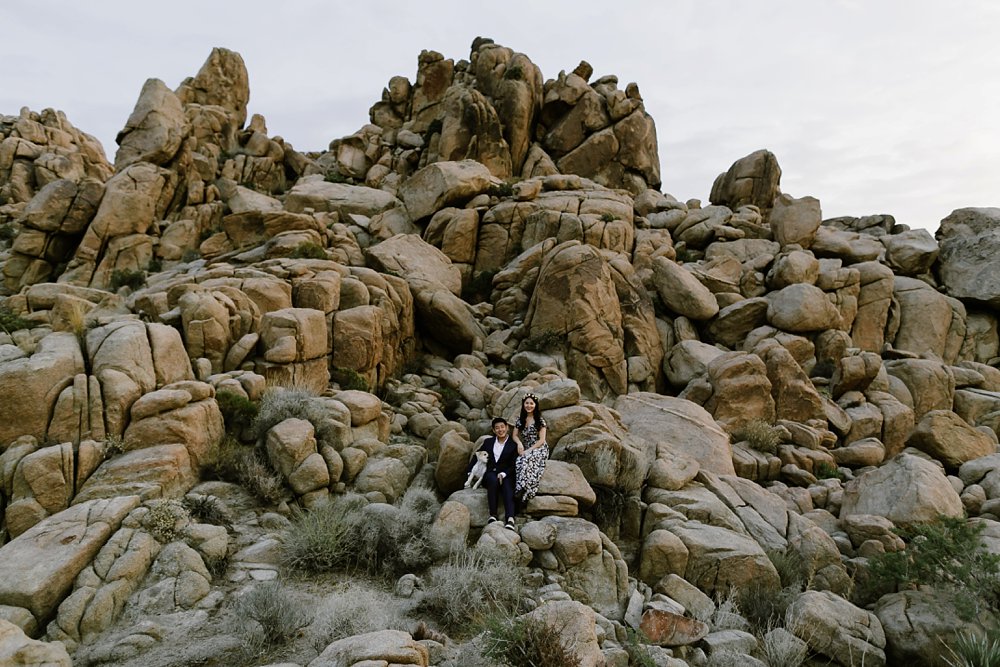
[770,194,821,248]
[786,590,886,667]
[936,207,1000,307]
[907,409,996,468]
[840,453,963,524]
[639,608,709,647]
[399,160,494,221]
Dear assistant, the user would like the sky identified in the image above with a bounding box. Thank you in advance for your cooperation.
[3,1,998,233]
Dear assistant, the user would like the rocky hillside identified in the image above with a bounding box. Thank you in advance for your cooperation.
[1,38,999,667]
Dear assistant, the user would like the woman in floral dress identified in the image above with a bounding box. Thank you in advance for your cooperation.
[513,392,548,506]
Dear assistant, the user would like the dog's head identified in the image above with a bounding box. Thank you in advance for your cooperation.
[475,450,489,463]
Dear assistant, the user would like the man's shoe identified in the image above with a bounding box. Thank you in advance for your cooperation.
[487,516,498,524]
[505,518,517,531]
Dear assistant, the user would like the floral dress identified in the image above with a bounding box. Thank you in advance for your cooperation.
[515,416,548,503]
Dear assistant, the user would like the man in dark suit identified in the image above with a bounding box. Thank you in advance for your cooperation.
[470,416,519,530]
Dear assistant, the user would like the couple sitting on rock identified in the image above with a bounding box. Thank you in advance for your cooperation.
[468,393,548,531]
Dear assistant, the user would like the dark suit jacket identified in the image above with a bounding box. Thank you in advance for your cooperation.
[471,436,518,481]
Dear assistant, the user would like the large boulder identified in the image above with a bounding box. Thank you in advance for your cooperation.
[770,193,822,249]
[786,590,886,667]
[615,392,735,476]
[365,234,462,296]
[307,629,428,667]
[907,409,997,468]
[767,283,842,332]
[399,160,494,221]
[839,453,964,525]
[891,276,966,362]
[114,78,187,170]
[936,207,1000,307]
[651,257,718,320]
[0,619,71,666]
[709,149,781,218]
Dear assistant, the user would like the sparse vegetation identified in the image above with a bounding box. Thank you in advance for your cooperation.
[199,226,221,242]
[281,494,368,572]
[108,268,146,292]
[307,584,410,650]
[590,484,629,538]
[600,212,615,223]
[732,419,780,454]
[523,328,564,353]
[481,611,580,667]
[253,388,345,449]
[183,494,231,527]
[103,434,126,460]
[507,366,530,382]
[814,461,845,481]
[489,181,515,198]
[0,224,16,242]
[216,390,259,438]
[737,549,807,634]
[864,515,1000,620]
[181,248,201,263]
[945,628,1000,667]
[144,500,190,543]
[147,257,163,273]
[331,366,369,391]
[289,241,328,260]
[622,628,657,667]
[0,305,32,335]
[230,582,312,656]
[323,170,351,184]
[420,547,525,634]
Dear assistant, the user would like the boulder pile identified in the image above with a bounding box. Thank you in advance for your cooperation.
[0,38,998,666]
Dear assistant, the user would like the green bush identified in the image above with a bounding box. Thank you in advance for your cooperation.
[0,224,16,242]
[216,391,259,437]
[600,212,615,223]
[737,550,807,634]
[290,242,328,259]
[489,182,515,198]
[253,388,342,447]
[622,628,657,667]
[420,547,525,635]
[503,65,524,81]
[181,248,201,263]
[732,419,780,454]
[332,366,369,391]
[814,461,845,481]
[281,494,368,572]
[945,628,1000,667]
[507,366,530,382]
[108,268,146,292]
[0,306,32,334]
[865,516,1000,620]
[523,329,564,353]
[103,434,126,460]
[183,494,231,527]
[147,257,163,273]
[481,612,580,667]
[231,582,312,655]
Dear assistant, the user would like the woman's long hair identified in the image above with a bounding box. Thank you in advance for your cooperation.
[518,395,544,430]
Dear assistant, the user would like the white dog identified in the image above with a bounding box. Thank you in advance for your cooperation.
[464,450,489,489]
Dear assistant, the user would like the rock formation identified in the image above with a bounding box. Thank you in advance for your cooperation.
[0,37,998,667]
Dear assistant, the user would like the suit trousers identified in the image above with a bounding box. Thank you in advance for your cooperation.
[483,470,515,520]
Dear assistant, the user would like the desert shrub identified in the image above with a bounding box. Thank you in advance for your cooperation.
[216,391,258,438]
[600,212,615,223]
[199,226,221,242]
[590,484,629,538]
[814,461,845,481]
[350,486,440,577]
[254,388,347,452]
[323,170,350,184]
[507,366,530,382]
[181,248,201,263]
[308,584,410,650]
[203,553,230,580]
[0,306,32,334]
[489,181,515,198]
[711,588,750,632]
[236,452,287,504]
[147,257,163,273]
[945,628,1000,667]
[438,386,464,419]
[421,547,525,635]
[622,628,657,667]
[144,500,189,543]
[0,224,15,242]
[523,329,563,353]
[865,515,1000,620]
[332,366,369,391]
[282,494,369,572]
[183,494,231,527]
[103,434,126,460]
[481,611,580,667]
[108,268,146,292]
[732,419,780,454]
[760,626,809,667]
[290,242,328,259]
[231,582,312,655]
[736,550,807,634]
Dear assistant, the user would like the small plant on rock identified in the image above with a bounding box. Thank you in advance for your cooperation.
[331,366,369,391]
[144,500,190,543]
[103,434,126,460]
[231,581,312,656]
[600,212,616,223]
[216,390,259,438]
[108,268,146,292]
[814,461,845,481]
[181,248,201,263]
[147,257,163,273]
[481,611,580,667]
[289,242,328,260]
[732,419,780,454]
[622,628,657,667]
[489,181,515,198]
[503,64,524,81]
[281,494,368,572]
[0,305,32,335]
[183,494,231,527]
[523,328,564,353]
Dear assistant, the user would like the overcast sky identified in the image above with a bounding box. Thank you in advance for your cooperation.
[4,1,998,232]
